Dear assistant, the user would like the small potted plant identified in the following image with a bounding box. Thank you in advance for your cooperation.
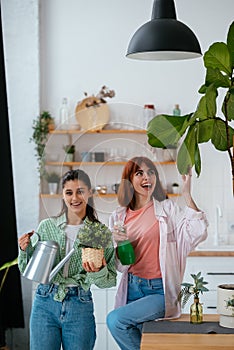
[78,218,113,268]
[171,182,179,194]
[30,111,55,178]
[63,144,75,162]
[45,171,60,194]
[178,272,209,324]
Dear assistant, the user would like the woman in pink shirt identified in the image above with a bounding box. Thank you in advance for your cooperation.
[107,156,208,350]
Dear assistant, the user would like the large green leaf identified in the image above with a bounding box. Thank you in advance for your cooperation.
[147,114,190,148]
[211,118,230,150]
[205,84,217,117]
[227,21,234,68]
[192,96,208,121]
[204,42,232,76]
[177,126,197,174]
[222,91,234,121]
[205,67,231,88]
[197,119,214,143]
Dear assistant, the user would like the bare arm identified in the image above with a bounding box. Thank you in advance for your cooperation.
[181,169,200,212]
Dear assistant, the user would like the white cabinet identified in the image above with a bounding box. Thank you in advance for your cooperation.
[183,256,234,314]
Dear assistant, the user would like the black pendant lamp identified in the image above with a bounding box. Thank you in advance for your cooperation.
[126,0,202,61]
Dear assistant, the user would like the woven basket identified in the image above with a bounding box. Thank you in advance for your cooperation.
[82,248,104,268]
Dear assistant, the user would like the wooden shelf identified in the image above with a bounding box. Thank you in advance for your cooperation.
[46,161,176,166]
[40,193,181,199]
[49,129,146,135]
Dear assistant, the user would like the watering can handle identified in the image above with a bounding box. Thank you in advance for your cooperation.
[49,248,75,282]
[25,231,40,263]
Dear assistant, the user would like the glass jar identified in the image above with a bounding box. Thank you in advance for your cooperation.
[190,297,203,324]
[173,104,181,116]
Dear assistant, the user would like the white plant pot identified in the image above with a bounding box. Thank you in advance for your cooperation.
[48,182,58,195]
[65,153,74,162]
[172,186,179,194]
[217,284,234,328]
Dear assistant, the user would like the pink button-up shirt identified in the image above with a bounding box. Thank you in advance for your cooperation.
[109,198,208,319]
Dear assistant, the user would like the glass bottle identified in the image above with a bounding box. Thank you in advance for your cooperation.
[115,222,135,265]
[143,104,155,130]
[59,97,69,129]
[173,104,181,116]
[190,297,203,324]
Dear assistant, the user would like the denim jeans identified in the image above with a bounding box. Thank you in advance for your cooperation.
[107,273,165,350]
[30,284,96,350]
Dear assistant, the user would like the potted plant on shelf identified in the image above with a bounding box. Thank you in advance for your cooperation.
[171,182,179,194]
[45,171,60,194]
[30,111,55,178]
[63,145,75,162]
[78,218,113,268]
[178,272,209,324]
[147,21,234,195]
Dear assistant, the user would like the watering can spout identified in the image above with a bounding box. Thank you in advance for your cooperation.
[49,248,75,282]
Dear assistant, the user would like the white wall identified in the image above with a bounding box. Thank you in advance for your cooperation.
[1,0,234,348]
[39,0,234,247]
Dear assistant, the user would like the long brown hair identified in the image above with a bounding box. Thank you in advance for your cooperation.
[117,156,167,209]
[57,169,99,222]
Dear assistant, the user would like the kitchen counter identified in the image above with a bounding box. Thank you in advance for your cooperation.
[189,250,234,257]
[141,314,234,350]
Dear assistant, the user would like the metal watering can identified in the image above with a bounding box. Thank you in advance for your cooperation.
[23,233,75,284]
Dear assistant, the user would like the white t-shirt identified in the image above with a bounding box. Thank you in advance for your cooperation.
[63,224,83,278]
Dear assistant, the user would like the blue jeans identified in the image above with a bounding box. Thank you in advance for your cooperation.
[107,273,165,350]
[30,284,96,350]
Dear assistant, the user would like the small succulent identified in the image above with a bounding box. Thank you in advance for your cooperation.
[63,145,75,154]
[177,272,209,308]
[78,218,113,249]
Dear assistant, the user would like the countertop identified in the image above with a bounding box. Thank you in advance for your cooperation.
[189,250,234,257]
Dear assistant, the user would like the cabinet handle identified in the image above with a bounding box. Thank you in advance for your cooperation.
[206,306,216,309]
[207,272,234,275]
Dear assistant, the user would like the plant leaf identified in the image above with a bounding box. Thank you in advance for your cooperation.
[205,67,231,89]
[205,84,217,117]
[204,42,232,76]
[227,21,234,68]
[197,119,214,143]
[222,90,234,121]
[211,119,233,150]
[147,114,190,148]
[177,126,197,175]
[192,96,208,121]
[0,257,18,271]
[194,144,201,177]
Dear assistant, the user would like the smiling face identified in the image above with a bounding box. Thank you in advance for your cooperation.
[131,162,156,203]
[62,179,92,220]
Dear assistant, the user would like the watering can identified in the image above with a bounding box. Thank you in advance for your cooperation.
[22,233,75,284]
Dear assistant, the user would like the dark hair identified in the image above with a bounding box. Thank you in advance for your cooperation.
[117,156,167,209]
[57,169,99,222]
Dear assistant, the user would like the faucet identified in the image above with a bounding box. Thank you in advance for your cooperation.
[214,205,222,246]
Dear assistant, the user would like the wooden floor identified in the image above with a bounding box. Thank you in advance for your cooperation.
[140,314,234,350]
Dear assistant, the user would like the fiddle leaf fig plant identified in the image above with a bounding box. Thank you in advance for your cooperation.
[147,21,234,193]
